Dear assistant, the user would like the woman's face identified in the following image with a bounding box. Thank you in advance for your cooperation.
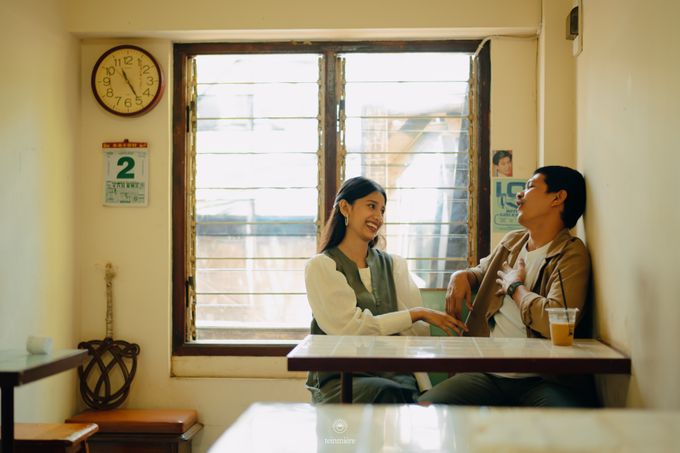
[342,191,385,242]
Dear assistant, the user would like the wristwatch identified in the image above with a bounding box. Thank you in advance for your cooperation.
[507,281,524,297]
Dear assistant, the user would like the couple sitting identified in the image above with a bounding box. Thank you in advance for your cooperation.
[304,166,596,407]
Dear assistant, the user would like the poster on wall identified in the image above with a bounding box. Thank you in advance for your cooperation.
[492,178,524,232]
[491,149,513,177]
[102,141,149,207]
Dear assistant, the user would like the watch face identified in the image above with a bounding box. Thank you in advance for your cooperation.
[91,45,164,116]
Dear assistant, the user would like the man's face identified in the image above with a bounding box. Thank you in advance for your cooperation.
[515,173,559,227]
[496,156,512,177]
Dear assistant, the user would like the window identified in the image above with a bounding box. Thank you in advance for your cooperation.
[173,41,490,355]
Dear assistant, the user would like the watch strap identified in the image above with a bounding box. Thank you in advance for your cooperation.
[507,280,524,297]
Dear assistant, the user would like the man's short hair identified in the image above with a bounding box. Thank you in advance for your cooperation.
[493,150,512,165]
[534,166,586,229]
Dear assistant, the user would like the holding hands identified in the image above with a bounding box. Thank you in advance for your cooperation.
[410,307,468,336]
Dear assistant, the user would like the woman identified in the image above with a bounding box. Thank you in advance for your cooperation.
[304,176,466,403]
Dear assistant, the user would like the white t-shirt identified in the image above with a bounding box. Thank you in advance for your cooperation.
[490,240,551,378]
[358,267,372,293]
[304,252,431,390]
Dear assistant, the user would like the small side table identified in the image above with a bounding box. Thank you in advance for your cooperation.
[14,423,98,453]
[1,349,88,453]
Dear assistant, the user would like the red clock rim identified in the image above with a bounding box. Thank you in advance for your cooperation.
[90,44,165,117]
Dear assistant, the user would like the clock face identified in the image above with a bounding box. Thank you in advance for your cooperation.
[91,45,164,116]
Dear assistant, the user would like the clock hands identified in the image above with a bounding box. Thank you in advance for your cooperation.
[121,69,138,96]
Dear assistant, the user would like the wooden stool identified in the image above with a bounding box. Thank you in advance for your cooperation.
[66,409,201,453]
[14,423,98,453]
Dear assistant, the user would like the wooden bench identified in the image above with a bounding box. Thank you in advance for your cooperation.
[14,423,98,453]
[66,409,201,453]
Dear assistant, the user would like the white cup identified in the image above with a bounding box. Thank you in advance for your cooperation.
[27,335,53,354]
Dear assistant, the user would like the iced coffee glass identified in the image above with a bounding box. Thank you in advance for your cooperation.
[546,307,579,346]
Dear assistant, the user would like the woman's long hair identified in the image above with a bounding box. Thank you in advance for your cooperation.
[318,176,387,253]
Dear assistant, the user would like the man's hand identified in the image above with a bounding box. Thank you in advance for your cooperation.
[410,307,468,336]
[445,271,473,321]
[495,258,527,296]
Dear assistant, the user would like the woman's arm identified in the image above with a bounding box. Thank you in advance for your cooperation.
[393,255,468,337]
[305,254,412,336]
[392,254,429,336]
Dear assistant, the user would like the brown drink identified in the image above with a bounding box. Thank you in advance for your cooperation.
[546,307,579,347]
[549,322,574,346]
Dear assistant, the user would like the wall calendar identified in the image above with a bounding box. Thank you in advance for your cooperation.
[102,141,149,207]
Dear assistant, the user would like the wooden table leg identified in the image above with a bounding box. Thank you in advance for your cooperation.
[1,384,15,453]
[340,372,353,404]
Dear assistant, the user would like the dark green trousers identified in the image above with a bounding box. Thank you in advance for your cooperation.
[309,373,419,404]
[418,372,597,407]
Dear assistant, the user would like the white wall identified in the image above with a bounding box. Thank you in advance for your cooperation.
[65,0,540,39]
[577,0,680,408]
[538,0,577,169]
[73,4,541,450]
[490,37,538,246]
[0,0,81,421]
[77,38,312,452]
[2,1,545,451]
[75,37,540,453]
[6,6,677,448]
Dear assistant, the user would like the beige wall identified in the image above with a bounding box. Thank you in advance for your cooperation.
[16,0,680,451]
[3,2,542,450]
[71,3,540,450]
[65,0,540,39]
[0,0,80,421]
[577,0,680,408]
[490,37,538,246]
[75,37,539,453]
[538,0,577,169]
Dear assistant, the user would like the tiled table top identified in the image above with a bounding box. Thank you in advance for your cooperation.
[0,349,87,386]
[209,403,678,453]
[287,335,631,374]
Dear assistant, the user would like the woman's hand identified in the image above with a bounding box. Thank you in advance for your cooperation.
[445,271,473,321]
[410,307,469,336]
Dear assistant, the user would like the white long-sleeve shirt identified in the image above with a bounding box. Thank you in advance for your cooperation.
[304,252,432,390]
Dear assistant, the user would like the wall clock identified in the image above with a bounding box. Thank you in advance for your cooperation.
[91,45,165,116]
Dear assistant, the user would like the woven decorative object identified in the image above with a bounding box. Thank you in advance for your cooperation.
[78,263,141,410]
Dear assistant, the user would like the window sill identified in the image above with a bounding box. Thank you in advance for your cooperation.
[174,340,298,356]
[171,340,307,379]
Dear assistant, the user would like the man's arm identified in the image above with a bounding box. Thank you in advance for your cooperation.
[445,239,502,322]
[498,240,590,338]
[445,270,476,321]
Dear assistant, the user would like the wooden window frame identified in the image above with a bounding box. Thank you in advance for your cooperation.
[172,40,490,357]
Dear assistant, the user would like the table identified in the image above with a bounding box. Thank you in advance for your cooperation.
[209,403,679,452]
[0,349,88,453]
[287,335,631,403]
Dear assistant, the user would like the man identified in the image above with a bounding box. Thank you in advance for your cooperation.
[493,150,513,177]
[419,166,596,407]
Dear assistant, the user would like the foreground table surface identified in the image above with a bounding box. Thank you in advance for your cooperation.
[210,403,679,453]
[287,335,631,374]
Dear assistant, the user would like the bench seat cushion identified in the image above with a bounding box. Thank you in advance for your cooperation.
[66,409,197,434]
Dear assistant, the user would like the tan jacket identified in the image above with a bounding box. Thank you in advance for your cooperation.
[466,228,591,339]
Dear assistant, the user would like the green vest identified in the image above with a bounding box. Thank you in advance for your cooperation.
[307,247,398,390]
